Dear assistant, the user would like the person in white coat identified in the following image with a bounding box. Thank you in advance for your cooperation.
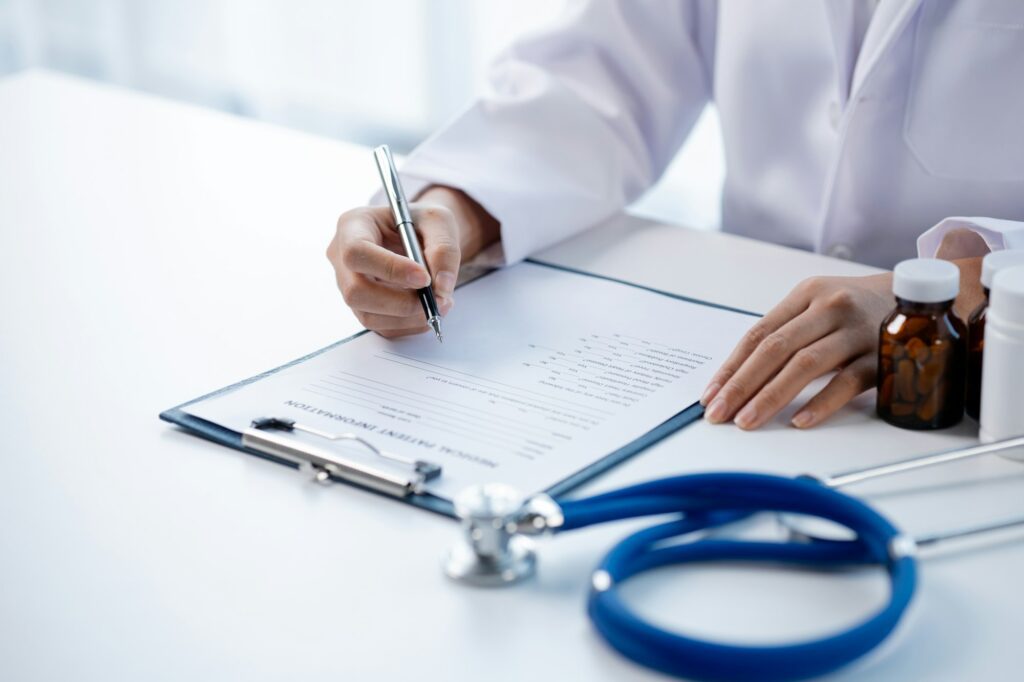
[327,0,1024,430]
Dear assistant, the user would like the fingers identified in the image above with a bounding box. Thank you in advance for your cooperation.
[338,273,421,317]
[791,355,876,428]
[343,239,431,289]
[704,304,839,425]
[329,207,431,288]
[355,297,454,332]
[730,331,857,430]
[376,326,432,339]
[329,205,463,338]
[413,205,461,298]
[701,279,818,406]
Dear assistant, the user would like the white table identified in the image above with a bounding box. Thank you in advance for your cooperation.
[1,70,1021,682]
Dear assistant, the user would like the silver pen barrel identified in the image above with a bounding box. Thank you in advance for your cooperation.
[372,144,444,342]
[373,145,414,228]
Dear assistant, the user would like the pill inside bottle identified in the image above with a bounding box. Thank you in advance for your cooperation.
[877,259,966,430]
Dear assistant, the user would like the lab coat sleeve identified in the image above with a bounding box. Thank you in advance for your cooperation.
[917,217,1024,258]
[390,0,715,264]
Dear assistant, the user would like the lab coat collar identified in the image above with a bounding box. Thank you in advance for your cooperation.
[849,0,923,100]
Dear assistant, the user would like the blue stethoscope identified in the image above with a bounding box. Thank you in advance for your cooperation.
[444,436,1024,682]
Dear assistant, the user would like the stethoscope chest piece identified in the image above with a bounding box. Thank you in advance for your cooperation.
[444,483,537,586]
[444,483,564,586]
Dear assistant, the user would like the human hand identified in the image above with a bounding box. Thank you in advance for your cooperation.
[700,274,895,430]
[327,186,499,338]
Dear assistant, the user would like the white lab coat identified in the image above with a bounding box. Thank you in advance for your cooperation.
[395,0,1024,269]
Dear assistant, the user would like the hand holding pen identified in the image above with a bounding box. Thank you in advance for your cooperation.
[373,145,445,341]
[326,152,498,340]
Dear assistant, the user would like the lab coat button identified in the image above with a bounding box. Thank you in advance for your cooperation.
[828,243,853,260]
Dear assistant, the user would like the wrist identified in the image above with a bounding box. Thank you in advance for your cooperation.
[935,228,991,260]
[950,256,985,320]
[417,185,500,259]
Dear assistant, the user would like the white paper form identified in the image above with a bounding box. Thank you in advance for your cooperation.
[185,262,756,499]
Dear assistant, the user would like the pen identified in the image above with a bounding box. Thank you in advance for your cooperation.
[372,144,444,343]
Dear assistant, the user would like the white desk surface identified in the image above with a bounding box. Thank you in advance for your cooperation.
[1,71,1021,682]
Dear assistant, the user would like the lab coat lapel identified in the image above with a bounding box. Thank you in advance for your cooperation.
[850,0,924,99]
[821,0,856,107]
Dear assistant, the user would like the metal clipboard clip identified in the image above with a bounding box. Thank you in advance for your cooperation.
[241,417,442,498]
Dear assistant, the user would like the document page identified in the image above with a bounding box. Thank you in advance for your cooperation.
[185,262,756,499]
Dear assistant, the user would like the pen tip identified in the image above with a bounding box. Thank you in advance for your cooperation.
[430,318,443,344]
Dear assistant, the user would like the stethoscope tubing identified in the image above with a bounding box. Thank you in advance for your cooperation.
[557,473,917,682]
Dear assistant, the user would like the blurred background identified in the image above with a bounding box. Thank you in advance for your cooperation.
[0,0,724,228]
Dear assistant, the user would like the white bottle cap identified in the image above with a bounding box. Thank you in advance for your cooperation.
[892,258,959,303]
[989,264,1024,327]
[981,249,1024,289]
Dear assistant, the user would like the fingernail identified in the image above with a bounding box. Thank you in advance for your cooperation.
[705,397,728,423]
[407,269,430,288]
[435,271,456,296]
[791,410,814,429]
[700,382,720,406]
[735,403,758,429]
[438,296,454,315]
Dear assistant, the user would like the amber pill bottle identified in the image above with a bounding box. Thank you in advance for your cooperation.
[966,250,1024,420]
[877,259,966,430]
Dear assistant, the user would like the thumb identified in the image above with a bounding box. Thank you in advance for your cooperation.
[413,205,461,299]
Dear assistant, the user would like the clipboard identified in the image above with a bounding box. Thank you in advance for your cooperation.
[160,259,759,518]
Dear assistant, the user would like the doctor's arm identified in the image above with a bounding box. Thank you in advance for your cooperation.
[328,0,714,335]
[702,215,1024,429]
[701,245,989,431]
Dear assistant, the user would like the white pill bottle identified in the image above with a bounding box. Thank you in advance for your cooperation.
[979,263,1024,460]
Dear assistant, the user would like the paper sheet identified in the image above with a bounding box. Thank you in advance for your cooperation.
[185,262,756,499]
